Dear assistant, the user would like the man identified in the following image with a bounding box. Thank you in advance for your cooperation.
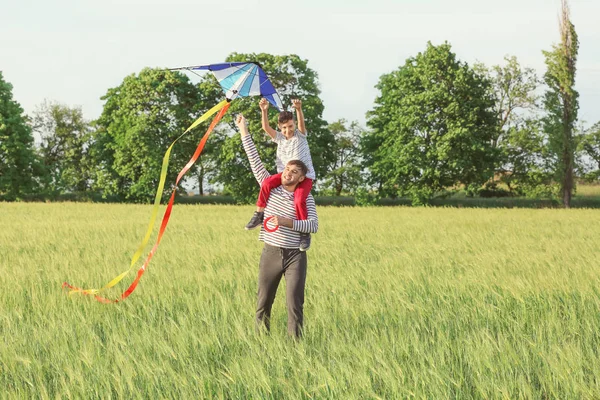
[235,114,319,338]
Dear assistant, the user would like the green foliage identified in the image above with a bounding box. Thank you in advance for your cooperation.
[542,1,579,207]
[354,187,378,206]
[475,56,558,198]
[91,68,205,202]
[0,72,44,200]
[475,56,539,138]
[496,119,558,197]
[208,53,333,203]
[214,132,259,204]
[32,101,93,193]
[577,122,600,182]
[364,42,499,205]
[321,119,363,196]
[189,73,230,196]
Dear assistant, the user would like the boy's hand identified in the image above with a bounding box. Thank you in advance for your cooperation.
[235,114,248,132]
[292,99,302,110]
[259,98,270,111]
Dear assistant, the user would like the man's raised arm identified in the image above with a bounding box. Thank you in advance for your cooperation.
[235,114,270,185]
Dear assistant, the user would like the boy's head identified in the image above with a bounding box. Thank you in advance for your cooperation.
[278,111,296,138]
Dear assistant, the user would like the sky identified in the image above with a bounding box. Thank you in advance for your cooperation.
[2,0,599,128]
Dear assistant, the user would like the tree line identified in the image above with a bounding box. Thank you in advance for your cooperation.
[1,2,598,207]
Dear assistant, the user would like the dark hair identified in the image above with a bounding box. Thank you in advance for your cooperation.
[278,111,294,124]
[287,160,308,176]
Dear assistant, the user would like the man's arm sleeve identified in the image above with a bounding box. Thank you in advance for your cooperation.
[292,195,318,233]
[241,135,270,185]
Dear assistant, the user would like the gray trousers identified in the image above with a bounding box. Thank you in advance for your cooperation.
[256,243,307,337]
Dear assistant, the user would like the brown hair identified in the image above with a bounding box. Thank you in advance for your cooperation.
[287,160,308,176]
[278,111,294,124]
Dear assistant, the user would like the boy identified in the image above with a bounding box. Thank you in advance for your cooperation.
[245,98,316,251]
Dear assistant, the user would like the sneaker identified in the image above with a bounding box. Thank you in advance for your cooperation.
[299,233,311,252]
[245,211,264,230]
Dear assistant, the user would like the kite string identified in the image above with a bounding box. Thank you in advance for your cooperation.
[95,102,232,303]
[63,100,230,300]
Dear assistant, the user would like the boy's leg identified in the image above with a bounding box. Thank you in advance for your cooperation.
[294,178,313,219]
[246,173,282,230]
[294,178,313,251]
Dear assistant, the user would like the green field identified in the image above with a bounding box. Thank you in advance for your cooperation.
[1,203,600,398]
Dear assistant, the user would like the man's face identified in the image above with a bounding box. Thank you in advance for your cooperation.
[279,119,296,139]
[281,162,305,187]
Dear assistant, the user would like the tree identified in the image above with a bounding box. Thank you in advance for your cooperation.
[542,0,579,208]
[476,56,539,146]
[195,127,226,195]
[476,57,558,196]
[364,42,499,205]
[322,119,363,196]
[32,101,93,193]
[208,53,333,203]
[191,75,230,196]
[578,122,600,181]
[91,68,205,202]
[0,72,43,199]
[500,119,558,197]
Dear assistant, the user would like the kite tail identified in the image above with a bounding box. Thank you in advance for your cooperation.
[63,101,231,303]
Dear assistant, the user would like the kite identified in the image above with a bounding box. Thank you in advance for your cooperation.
[187,62,283,110]
[63,62,283,303]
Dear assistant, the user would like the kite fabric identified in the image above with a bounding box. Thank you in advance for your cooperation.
[64,61,282,303]
[171,62,284,111]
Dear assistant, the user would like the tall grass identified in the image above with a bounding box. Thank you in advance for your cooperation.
[1,203,600,398]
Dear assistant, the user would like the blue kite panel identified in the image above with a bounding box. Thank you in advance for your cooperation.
[264,94,279,110]
[238,65,258,97]
[258,68,278,96]
[219,64,253,92]
[192,62,248,71]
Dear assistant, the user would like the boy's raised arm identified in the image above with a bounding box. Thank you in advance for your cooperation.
[292,99,306,135]
[259,98,278,139]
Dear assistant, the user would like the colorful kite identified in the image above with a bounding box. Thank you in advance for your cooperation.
[63,62,282,303]
[187,62,283,110]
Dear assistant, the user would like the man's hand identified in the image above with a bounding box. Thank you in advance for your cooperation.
[235,114,249,136]
[259,98,270,112]
[291,99,302,110]
[271,216,293,228]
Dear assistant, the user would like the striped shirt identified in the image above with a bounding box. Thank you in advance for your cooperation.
[242,135,319,249]
[273,130,316,180]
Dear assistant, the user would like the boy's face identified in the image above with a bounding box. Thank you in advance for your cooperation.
[279,119,296,139]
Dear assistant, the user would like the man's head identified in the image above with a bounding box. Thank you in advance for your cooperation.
[281,160,307,189]
[278,111,296,139]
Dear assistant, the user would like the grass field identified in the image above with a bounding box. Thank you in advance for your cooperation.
[1,203,600,398]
